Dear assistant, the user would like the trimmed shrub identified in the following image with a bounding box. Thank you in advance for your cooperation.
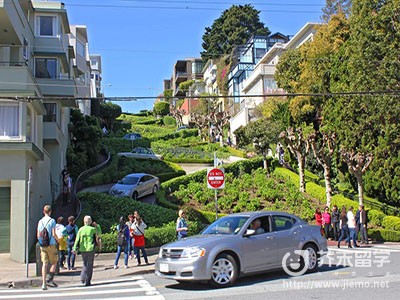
[367,209,386,227]
[368,229,400,242]
[382,216,400,231]
[227,147,247,158]
[162,116,176,126]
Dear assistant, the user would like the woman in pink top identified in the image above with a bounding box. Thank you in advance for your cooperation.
[322,206,331,239]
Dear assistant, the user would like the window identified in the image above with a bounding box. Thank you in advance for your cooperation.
[35,58,57,79]
[0,104,19,138]
[43,103,57,122]
[26,107,32,142]
[37,15,56,37]
[77,40,85,57]
[272,216,296,231]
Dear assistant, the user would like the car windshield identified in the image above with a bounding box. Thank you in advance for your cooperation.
[201,216,249,235]
[120,176,139,185]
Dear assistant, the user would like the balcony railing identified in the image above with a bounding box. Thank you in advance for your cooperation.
[0,61,29,67]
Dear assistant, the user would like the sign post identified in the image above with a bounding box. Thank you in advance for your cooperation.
[207,167,225,220]
[26,166,32,278]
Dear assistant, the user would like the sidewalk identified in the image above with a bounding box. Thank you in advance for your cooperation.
[0,248,159,289]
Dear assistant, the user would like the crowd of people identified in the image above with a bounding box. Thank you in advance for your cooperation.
[37,204,189,291]
[314,204,369,248]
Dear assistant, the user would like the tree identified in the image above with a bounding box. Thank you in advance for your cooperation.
[279,125,313,192]
[201,4,270,60]
[163,89,173,103]
[322,0,352,22]
[153,101,170,117]
[99,102,122,131]
[243,118,282,173]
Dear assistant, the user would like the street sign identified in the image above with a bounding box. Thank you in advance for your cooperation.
[207,168,225,189]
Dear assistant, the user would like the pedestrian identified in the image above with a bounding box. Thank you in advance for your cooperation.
[176,209,188,240]
[73,215,97,286]
[347,206,359,248]
[65,216,78,270]
[314,208,323,227]
[62,172,72,206]
[355,205,361,242]
[114,216,130,269]
[331,205,340,241]
[359,205,369,244]
[126,214,136,260]
[55,217,67,270]
[322,206,331,239]
[36,204,58,290]
[337,206,351,248]
[132,213,149,266]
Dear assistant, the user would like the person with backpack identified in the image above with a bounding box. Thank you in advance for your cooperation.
[72,215,97,286]
[36,204,58,290]
[132,213,149,266]
[114,216,130,269]
[65,216,78,270]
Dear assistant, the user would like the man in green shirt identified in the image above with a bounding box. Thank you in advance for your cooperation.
[73,215,97,286]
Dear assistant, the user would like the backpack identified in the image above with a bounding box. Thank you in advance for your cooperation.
[66,225,77,247]
[117,226,126,247]
[39,219,51,247]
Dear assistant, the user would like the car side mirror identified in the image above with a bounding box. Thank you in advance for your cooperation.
[244,229,256,237]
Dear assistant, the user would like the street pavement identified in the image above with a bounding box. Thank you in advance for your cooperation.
[0,248,159,289]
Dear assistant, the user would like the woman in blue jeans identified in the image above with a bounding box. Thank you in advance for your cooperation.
[114,216,130,269]
[337,207,351,248]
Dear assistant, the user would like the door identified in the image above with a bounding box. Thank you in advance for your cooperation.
[0,187,11,252]
[241,216,278,272]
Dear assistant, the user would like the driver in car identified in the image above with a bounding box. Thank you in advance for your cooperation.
[251,219,265,235]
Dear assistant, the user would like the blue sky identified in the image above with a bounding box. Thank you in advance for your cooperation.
[65,0,326,113]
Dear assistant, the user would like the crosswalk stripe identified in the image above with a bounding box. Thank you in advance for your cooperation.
[0,277,165,300]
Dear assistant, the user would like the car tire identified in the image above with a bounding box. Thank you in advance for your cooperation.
[132,191,139,201]
[301,243,319,273]
[153,185,158,194]
[210,253,238,287]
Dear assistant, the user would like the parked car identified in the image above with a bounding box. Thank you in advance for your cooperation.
[117,147,163,160]
[109,173,160,200]
[155,211,328,287]
[123,132,142,140]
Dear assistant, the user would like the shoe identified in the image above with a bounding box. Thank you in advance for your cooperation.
[124,265,129,269]
[46,280,58,288]
[337,243,340,248]
[114,265,118,269]
[348,244,352,248]
[81,280,85,284]
[145,262,150,265]
[71,267,77,270]
[137,262,141,266]
[354,244,359,248]
[85,282,91,286]
[42,284,47,290]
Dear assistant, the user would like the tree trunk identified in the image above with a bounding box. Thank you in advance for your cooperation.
[263,155,269,174]
[323,164,332,207]
[298,153,306,193]
[356,173,364,206]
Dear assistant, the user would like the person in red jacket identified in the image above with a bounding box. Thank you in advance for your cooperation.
[315,208,323,226]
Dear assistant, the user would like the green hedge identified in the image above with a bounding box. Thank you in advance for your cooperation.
[99,221,204,252]
[102,137,151,154]
[164,158,214,164]
[157,170,186,183]
[227,147,247,158]
[78,192,177,233]
[382,216,400,231]
[367,209,387,227]
[368,229,400,242]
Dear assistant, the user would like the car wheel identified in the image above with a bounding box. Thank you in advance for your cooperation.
[301,243,319,273]
[152,185,158,194]
[210,253,238,287]
[132,191,139,201]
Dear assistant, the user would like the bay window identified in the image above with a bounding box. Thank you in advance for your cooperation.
[0,104,19,138]
[36,15,57,37]
[35,58,57,79]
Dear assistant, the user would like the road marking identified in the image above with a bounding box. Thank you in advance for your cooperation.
[0,276,165,300]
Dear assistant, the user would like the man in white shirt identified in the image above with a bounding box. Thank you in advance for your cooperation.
[347,206,359,248]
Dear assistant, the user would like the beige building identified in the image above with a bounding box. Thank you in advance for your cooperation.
[0,0,100,262]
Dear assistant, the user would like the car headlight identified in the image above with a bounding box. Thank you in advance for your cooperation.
[159,248,163,258]
[181,247,206,258]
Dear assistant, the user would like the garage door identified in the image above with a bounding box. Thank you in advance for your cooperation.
[0,187,10,252]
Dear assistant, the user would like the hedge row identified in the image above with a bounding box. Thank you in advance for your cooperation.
[161,157,264,193]
[368,229,400,242]
[99,221,204,252]
[102,137,151,154]
[226,147,247,158]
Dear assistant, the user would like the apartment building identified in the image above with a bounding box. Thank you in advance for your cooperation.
[90,54,102,98]
[0,0,100,262]
[229,24,319,145]
[171,57,203,97]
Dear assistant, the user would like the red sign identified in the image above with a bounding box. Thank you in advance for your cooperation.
[207,168,225,189]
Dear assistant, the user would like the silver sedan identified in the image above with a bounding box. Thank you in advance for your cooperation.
[109,173,159,200]
[155,211,328,287]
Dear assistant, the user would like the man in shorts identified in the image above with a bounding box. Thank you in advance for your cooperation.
[37,205,58,290]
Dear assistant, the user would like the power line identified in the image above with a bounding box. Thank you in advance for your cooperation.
[2,90,400,103]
